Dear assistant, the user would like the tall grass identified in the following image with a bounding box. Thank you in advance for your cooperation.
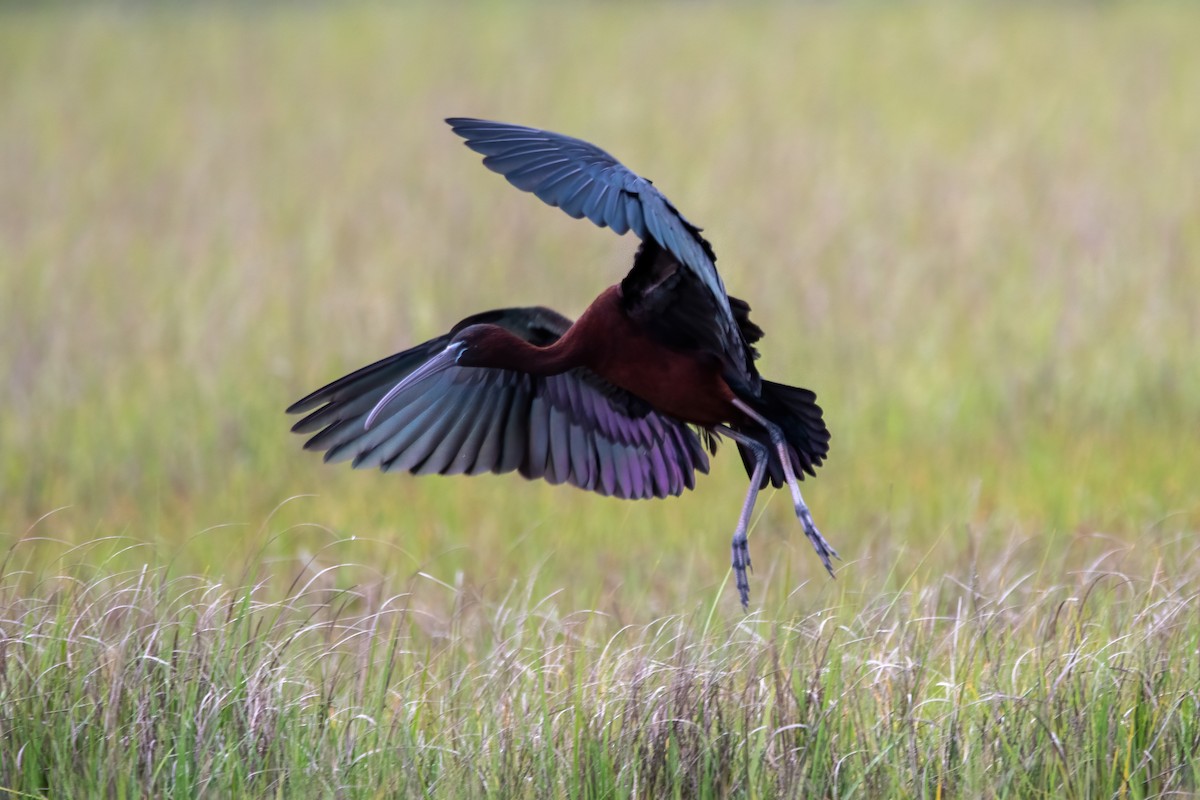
[2,2,1199,796]
[2,534,1198,798]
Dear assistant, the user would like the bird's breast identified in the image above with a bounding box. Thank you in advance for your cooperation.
[579,291,738,426]
[603,353,736,426]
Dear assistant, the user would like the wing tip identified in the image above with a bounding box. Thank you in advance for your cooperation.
[286,394,323,415]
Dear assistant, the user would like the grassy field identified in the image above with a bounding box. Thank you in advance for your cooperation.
[2,2,1199,797]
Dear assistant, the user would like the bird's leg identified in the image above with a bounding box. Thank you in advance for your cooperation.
[732,399,840,577]
[717,426,769,609]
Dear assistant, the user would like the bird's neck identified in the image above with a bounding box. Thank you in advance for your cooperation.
[467,326,589,376]
[462,287,622,376]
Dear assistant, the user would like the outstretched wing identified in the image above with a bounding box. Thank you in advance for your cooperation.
[445,117,757,389]
[287,307,711,499]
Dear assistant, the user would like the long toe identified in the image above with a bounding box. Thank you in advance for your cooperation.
[804,520,839,577]
[792,506,833,575]
[731,539,752,609]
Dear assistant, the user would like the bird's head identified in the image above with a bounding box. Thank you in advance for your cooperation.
[448,323,528,369]
[447,324,491,365]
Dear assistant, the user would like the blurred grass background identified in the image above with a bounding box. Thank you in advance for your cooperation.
[2,1,1198,613]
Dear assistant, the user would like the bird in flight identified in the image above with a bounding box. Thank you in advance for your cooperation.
[288,118,836,608]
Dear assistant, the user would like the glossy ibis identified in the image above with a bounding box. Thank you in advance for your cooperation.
[288,118,836,608]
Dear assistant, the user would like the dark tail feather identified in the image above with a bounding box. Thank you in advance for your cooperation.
[735,380,831,489]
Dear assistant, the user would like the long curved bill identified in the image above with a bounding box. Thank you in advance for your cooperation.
[364,342,464,430]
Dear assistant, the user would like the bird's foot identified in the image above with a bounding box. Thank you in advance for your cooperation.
[796,504,839,577]
[731,532,753,610]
